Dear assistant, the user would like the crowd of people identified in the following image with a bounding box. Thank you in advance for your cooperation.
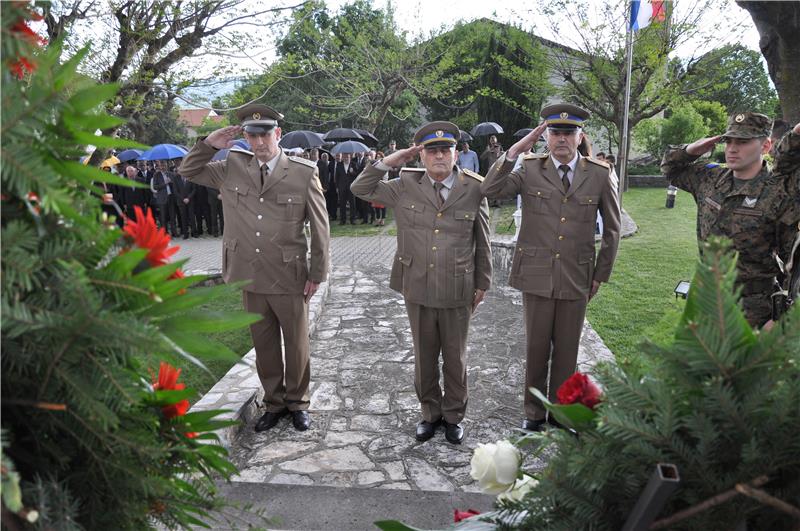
[100,158,223,239]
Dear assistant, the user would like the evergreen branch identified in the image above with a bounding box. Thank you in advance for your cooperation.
[38,320,90,396]
[651,475,769,529]
[89,277,156,297]
[86,352,137,406]
[735,484,800,519]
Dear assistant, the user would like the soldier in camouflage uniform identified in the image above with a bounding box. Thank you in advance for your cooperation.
[661,112,799,328]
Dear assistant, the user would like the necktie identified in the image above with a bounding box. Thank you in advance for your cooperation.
[433,182,445,208]
[559,164,570,193]
[260,164,269,188]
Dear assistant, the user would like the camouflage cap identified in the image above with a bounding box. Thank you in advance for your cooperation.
[721,112,772,140]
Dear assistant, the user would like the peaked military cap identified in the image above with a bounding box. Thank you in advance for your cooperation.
[540,103,590,129]
[236,104,284,134]
[414,121,459,148]
[721,112,772,140]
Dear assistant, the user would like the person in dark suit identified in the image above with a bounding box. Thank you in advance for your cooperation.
[193,184,209,236]
[206,185,223,237]
[150,160,177,236]
[336,153,359,224]
[171,170,197,239]
[316,151,330,191]
[121,164,148,220]
[326,153,340,221]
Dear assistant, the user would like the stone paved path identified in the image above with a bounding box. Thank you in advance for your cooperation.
[228,263,613,492]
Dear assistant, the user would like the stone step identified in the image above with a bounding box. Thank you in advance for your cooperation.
[210,481,495,530]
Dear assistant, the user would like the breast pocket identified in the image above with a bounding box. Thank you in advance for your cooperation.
[277,194,305,220]
[454,210,476,233]
[578,195,600,221]
[224,182,249,207]
[526,188,552,214]
[401,201,425,228]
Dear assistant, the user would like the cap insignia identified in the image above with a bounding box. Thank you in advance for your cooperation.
[252,112,261,120]
[560,112,569,119]
[735,114,745,123]
[435,130,444,137]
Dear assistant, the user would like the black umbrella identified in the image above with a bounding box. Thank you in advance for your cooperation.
[470,122,504,136]
[280,130,326,150]
[354,129,379,147]
[459,130,473,142]
[331,141,370,154]
[513,128,533,138]
[323,128,364,142]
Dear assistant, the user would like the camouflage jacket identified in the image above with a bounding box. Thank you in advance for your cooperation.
[661,145,798,284]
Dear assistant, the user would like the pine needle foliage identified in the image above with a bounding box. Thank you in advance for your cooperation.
[499,239,800,530]
[1,4,261,529]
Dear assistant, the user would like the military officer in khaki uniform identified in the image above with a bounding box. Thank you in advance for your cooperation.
[481,104,621,432]
[661,112,798,329]
[351,122,492,444]
[179,104,330,432]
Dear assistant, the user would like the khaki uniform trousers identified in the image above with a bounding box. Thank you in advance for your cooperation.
[405,301,472,424]
[523,293,587,420]
[243,291,310,412]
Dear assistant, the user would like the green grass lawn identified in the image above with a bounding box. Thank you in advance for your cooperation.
[586,187,698,374]
[141,287,252,401]
[492,203,518,235]
[328,209,394,237]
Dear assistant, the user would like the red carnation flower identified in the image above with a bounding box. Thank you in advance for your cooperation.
[9,57,36,79]
[556,372,602,409]
[123,206,179,267]
[152,362,190,420]
[454,509,481,523]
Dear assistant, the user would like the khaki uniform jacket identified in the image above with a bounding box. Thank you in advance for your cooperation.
[482,154,621,300]
[351,163,492,308]
[179,141,330,294]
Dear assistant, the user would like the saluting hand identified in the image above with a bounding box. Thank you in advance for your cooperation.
[685,135,722,156]
[380,145,424,168]
[507,122,547,160]
[794,123,800,136]
[205,125,243,150]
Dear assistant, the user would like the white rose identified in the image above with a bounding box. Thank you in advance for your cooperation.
[470,440,521,494]
[497,474,538,503]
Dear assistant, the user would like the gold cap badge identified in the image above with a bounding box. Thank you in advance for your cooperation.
[735,114,745,123]
[252,112,261,120]
[560,112,569,119]
[435,130,443,137]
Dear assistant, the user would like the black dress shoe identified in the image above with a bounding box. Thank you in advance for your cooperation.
[254,410,286,432]
[415,419,441,441]
[291,410,311,431]
[444,421,464,444]
[521,418,547,432]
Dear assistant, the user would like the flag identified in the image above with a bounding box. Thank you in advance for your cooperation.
[630,0,666,31]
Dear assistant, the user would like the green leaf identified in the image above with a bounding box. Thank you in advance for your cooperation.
[71,131,148,150]
[54,160,138,189]
[374,521,426,531]
[68,84,120,113]
[54,46,89,91]
[159,310,261,334]
[63,111,126,131]
[145,284,243,318]
[529,387,598,430]
[104,249,149,277]
[161,330,240,365]
[152,389,196,405]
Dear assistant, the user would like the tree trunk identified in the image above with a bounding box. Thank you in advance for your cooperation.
[737,1,800,123]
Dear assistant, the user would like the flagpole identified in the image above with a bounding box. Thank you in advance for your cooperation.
[619,3,635,197]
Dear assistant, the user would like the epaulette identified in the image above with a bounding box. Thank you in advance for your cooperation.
[462,168,484,182]
[523,153,547,160]
[400,167,426,173]
[586,157,610,168]
[288,156,317,168]
[229,146,254,156]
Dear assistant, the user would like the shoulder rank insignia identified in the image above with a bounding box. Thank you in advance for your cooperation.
[462,168,484,182]
[288,156,316,168]
[585,157,609,168]
[229,146,254,156]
